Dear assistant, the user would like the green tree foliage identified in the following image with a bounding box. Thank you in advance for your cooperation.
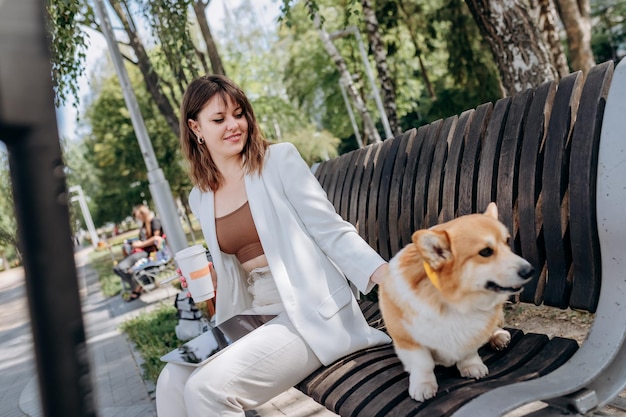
[279,0,501,141]
[426,0,502,119]
[216,0,342,162]
[82,67,188,226]
[47,0,95,108]
[0,151,19,265]
[591,0,626,63]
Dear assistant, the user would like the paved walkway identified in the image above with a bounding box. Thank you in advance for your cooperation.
[0,248,336,417]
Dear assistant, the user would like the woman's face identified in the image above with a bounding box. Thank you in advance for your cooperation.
[188,94,248,161]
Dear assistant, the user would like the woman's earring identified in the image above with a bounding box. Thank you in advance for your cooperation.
[196,135,205,145]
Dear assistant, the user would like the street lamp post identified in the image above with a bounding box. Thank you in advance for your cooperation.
[69,185,100,249]
[92,0,188,254]
[338,78,364,148]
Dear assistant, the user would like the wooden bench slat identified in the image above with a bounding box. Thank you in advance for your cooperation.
[426,116,457,228]
[388,130,416,257]
[307,348,398,404]
[568,61,613,312]
[313,155,331,185]
[496,88,533,252]
[335,151,359,221]
[440,110,473,223]
[368,138,397,256]
[399,125,428,248]
[476,97,511,212]
[346,372,409,417]
[358,143,383,244]
[517,80,557,304]
[377,134,406,260]
[413,119,443,231]
[457,103,493,217]
[329,357,404,413]
[326,157,345,214]
[348,147,371,227]
[541,71,583,307]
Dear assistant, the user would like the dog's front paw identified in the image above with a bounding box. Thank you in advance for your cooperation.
[459,362,488,379]
[489,329,511,350]
[408,374,438,402]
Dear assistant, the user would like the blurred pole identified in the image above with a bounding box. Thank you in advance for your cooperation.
[339,78,364,148]
[69,185,100,249]
[0,1,96,416]
[92,0,188,254]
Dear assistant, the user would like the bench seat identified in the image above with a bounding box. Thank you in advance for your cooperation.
[298,301,579,417]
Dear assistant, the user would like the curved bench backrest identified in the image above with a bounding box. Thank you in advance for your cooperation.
[313,61,615,312]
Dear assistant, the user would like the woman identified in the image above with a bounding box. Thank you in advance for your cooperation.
[113,204,163,301]
[155,75,390,417]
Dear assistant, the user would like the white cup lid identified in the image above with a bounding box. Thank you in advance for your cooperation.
[175,244,207,261]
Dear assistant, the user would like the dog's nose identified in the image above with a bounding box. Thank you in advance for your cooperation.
[518,264,534,279]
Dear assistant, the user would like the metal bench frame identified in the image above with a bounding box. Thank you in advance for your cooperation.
[123,238,176,292]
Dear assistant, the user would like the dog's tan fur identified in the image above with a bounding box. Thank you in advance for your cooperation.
[379,203,533,402]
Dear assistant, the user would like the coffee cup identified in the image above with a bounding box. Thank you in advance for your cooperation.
[175,245,215,302]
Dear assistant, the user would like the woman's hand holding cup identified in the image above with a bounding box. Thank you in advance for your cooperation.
[174,245,215,302]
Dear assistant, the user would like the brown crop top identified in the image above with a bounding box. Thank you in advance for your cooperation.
[215,201,265,264]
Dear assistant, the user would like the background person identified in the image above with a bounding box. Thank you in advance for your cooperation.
[155,74,389,417]
[113,204,163,301]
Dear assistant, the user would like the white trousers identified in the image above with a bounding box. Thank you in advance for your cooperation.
[155,267,322,417]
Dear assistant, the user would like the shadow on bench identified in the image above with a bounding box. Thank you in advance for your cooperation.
[298,59,626,417]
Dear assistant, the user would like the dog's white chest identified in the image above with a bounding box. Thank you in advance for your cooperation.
[402,308,492,365]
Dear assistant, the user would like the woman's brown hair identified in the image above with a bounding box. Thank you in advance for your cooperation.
[180,75,270,192]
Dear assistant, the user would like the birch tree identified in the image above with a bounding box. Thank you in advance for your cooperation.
[361,0,401,135]
[533,0,570,77]
[464,0,559,95]
[315,14,382,145]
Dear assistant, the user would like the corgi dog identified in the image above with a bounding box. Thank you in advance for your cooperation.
[379,203,534,402]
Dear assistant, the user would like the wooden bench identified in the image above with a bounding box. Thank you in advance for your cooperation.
[297,59,626,417]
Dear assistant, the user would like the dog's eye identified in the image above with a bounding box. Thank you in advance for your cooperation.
[479,247,494,257]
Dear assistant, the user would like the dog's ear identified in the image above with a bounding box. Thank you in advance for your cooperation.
[412,229,452,270]
[484,202,498,220]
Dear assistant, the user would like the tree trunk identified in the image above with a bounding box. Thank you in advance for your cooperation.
[464,0,559,96]
[361,0,402,136]
[193,0,227,76]
[315,16,382,145]
[111,1,181,138]
[553,0,595,75]
[534,0,570,77]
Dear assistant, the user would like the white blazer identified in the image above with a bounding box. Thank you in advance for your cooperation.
[189,142,391,365]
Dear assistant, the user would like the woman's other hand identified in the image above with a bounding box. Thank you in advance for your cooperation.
[176,268,192,298]
[177,263,216,296]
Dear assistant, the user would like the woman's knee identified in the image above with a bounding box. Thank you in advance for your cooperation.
[184,368,221,395]
[157,363,192,393]
[183,370,224,409]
